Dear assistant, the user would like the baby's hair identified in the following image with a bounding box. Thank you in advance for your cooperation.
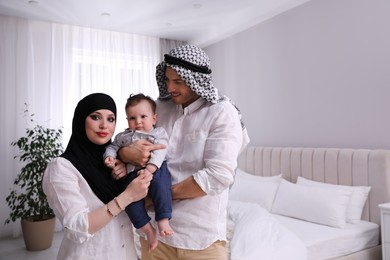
[126,93,157,114]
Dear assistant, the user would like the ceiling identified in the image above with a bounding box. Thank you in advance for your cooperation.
[0,0,311,47]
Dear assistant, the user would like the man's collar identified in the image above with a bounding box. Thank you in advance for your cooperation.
[182,97,206,115]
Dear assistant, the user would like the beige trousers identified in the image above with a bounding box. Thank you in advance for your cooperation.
[140,237,227,260]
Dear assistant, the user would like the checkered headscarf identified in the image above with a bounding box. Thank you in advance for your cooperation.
[156,44,219,103]
[156,45,250,148]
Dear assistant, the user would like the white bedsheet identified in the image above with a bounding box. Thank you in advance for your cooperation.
[273,214,379,260]
[227,201,307,260]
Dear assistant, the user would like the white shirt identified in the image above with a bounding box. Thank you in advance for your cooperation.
[154,97,243,250]
[42,157,138,260]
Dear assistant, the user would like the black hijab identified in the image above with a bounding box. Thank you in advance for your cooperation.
[61,93,122,203]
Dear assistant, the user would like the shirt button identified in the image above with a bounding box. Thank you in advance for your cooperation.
[122,244,125,248]
[121,224,124,228]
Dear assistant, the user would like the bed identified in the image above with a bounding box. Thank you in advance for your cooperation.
[226,146,390,260]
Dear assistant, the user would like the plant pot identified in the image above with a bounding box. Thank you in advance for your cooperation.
[21,215,56,251]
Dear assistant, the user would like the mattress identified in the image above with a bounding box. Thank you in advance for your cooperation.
[273,214,379,260]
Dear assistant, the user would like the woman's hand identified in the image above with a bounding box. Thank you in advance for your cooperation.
[88,164,151,234]
[111,159,127,180]
[119,170,153,205]
[118,139,165,167]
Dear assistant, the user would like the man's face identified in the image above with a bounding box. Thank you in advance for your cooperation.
[165,67,199,108]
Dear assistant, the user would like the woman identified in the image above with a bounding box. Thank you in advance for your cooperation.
[43,93,161,259]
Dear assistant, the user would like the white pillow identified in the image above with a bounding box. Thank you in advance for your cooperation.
[229,168,282,211]
[272,179,352,228]
[296,176,371,224]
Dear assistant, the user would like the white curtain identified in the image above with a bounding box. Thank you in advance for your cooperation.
[0,14,185,238]
[159,38,186,60]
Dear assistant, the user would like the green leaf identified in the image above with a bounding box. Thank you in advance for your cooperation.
[5,108,63,224]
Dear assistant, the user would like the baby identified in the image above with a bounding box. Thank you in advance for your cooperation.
[104,93,173,252]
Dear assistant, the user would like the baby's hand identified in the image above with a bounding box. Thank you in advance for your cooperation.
[138,168,153,177]
[104,157,116,169]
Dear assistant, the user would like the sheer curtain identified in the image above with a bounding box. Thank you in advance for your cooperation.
[159,38,186,60]
[0,14,185,238]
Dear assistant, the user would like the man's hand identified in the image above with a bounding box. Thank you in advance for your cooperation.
[118,139,165,167]
[172,176,206,200]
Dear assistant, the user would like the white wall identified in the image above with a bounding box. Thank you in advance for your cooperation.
[206,0,390,149]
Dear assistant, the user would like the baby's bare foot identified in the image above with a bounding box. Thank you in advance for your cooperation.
[146,232,158,252]
[140,223,158,252]
[158,218,174,237]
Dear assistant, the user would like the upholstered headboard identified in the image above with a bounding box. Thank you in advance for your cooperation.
[237,147,390,226]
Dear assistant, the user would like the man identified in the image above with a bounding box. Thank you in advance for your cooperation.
[121,44,249,260]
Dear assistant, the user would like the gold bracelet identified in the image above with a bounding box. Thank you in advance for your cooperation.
[113,197,124,211]
[106,204,115,217]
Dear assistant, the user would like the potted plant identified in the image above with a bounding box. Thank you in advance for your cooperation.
[5,110,63,251]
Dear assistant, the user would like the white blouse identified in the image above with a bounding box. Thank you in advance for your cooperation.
[154,98,243,250]
[42,157,138,260]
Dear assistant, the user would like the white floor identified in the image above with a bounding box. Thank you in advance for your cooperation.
[0,231,62,260]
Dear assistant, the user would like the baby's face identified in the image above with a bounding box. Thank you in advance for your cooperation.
[126,99,156,132]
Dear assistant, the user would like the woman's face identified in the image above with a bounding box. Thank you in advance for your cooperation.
[165,67,199,108]
[85,109,116,145]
